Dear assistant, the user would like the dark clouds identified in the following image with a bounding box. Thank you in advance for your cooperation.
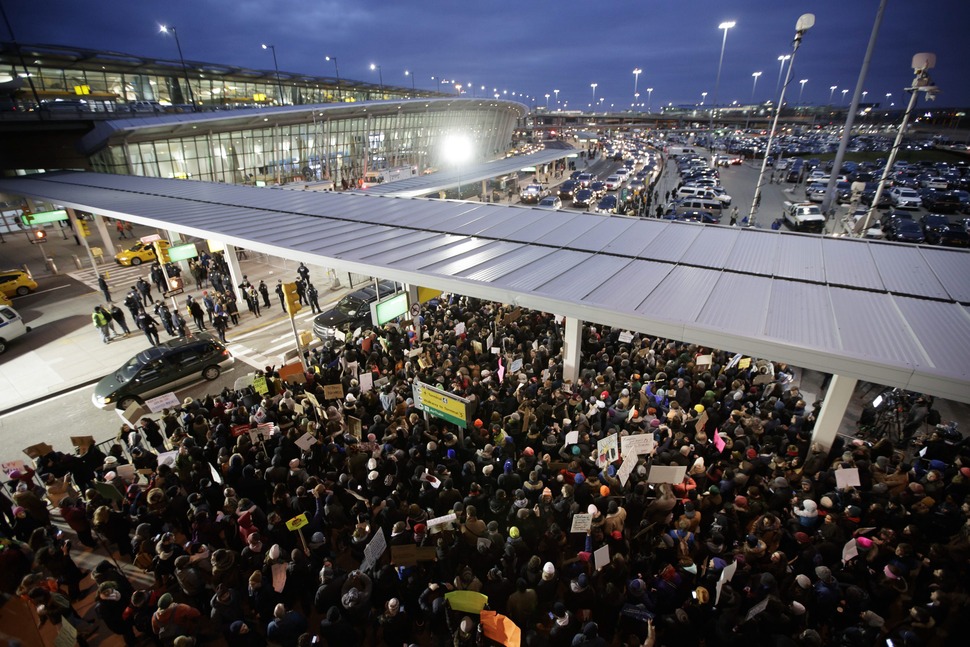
[7,0,968,106]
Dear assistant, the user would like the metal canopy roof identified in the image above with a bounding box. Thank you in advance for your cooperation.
[2,171,969,403]
[359,146,578,198]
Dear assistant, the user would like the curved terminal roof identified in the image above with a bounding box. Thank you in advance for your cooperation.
[79,97,529,154]
[1,171,968,403]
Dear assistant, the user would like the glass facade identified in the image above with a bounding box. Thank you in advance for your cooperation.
[0,42,428,109]
[89,102,524,186]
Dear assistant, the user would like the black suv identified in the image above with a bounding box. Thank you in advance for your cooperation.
[312,281,397,340]
[92,334,232,410]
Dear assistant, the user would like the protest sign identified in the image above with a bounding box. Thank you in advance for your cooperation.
[596,434,619,468]
[646,465,687,484]
[570,513,593,534]
[594,545,610,571]
[295,432,318,451]
[835,467,861,489]
[323,383,344,400]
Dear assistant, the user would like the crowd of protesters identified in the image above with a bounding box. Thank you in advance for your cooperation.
[3,293,970,647]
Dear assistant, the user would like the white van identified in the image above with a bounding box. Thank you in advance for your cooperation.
[0,305,29,354]
[668,145,700,157]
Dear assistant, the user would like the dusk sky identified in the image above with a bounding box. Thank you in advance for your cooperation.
[6,0,968,108]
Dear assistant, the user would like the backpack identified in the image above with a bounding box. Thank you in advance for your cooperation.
[926,408,941,426]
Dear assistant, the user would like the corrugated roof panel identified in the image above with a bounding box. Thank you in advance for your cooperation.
[919,247,970,303]
[869,244,948,299]
[337,230,441,260]
[892,296,970,377]
[580,259,673,311]
[821,237,884,291]
[639,223,703,262]
[492,250,592,292]
[534,255,633,300]
[459,245,555,282]
[507,211,585,243]
[474,208,553,240]
[536,217,600,248]
[601,219,668,256]
[447,206,521,236]
[563,216,637,253]
[637,265,719,321]
[696,272,771,334]
[306,225,401,256]
[829,288,927,366]
[680,227,739,267]
[379,234,478,266]
[764,280,840,350]
[775,235,824,282]
[417,240,523,276]
[724,229,780,276]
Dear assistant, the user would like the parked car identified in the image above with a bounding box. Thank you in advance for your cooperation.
[573,188,595,208]
[91,334,233,410]
[888,186,922,209]
[0,269,38,297]
[589,181,607,198]
[920,189,962,213]
[537,196,563,210]
[604,175,623,191]
[519,183,548,204]
[312,281,397,340]
[883,216,926,244]
[920,213,951,244]
[677,209,720,224]
[936,223,970,248]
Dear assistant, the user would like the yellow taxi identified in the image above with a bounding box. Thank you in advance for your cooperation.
[0,292,12,307]
[114,241,162,266]
[0,269,38,298]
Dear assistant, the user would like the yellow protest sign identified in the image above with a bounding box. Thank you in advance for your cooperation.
[285,513,309,532]
[445,590,488,614]
[738,357,751,370]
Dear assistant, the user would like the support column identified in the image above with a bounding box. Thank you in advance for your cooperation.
[810,374,857,452]
[91,213,118,257]
[223,243,245,301]
[563,316,583,386]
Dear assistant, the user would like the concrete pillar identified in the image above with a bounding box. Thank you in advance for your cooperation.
[224,243,245,301]
[810,373,857,452]
[91,213,118,256]
[563,317,583,386]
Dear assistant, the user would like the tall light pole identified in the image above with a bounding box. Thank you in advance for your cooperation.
[776,54,791,93]
[860,53,939,235]
[885,92,892,107]
[862,90,868,103]
[370,63,383,95]
[829,85,838,104]
[646,88,653,113]
[404,70,416,91]
[159,25,196,109]
[634,92,640,110]
[750,13,815,227]
[554,88,560,108]
[325,55,341,101]
[590,83,598,104]
[711,20,735,129]
[751,71,762,101]
[544,93,550,109]
[798,79,808,105]
[841,88,849,104]
[633,68,642,110]
[261,44,285,105]
[701,91,707,105]
[442,134,473,199]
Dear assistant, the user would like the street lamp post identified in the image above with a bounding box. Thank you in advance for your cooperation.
[701,91,707,105]
[711,20,735,129]
[841,88,849,104]
[159,25,196,109]
[404,70,415,91]
[633,68,642,110]
[634,92,640,110]
[554,89,560,108]
[261,44,285,105]
[862,90,868,103]
[798,79,808,105]
[370,63,383,96]
[646,88,653,113]
[751,71,762,101]
[325,56,340,101]
[590,83,598,104]
[885,92,892,107]
[544,93,550,109]
[776,54,791,93]
[829,85,838,105]
[750,14,816,227]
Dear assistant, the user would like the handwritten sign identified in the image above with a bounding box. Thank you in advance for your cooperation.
[596,434,619,467]
[455,321,466,336]
[835,467,861,489]
[715,558,738,606]
[252,374,269,395]
[620,434,654,457]
[1,459,26,474]
[427,513,457,528]
[570,513,593,533]
[323,383,344,400]
[70,436,97,450]
[294,432,318,451]
[156,451,178,468]
[145,392,180,412]
[358,372,374,392]
[842,538,859,564]
[695,354,712,366]
[565,430,579,445]
[618,331,634,344]
[738,357,751,370]
[594,545,610,571]
[286,513,309,532]
[646,465,687,484]
[509,358,523,374]
[713,429,726,453]
[618,457,636,486]
[445,590,488,614]
[360,530,387,572]
[347,416,362,440]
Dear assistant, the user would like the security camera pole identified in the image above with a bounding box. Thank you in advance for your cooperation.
[858,53,939,236]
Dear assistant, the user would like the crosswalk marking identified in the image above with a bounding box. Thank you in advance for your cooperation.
[68,263,155,295]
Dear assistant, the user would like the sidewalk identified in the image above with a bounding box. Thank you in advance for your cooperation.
[0,220,351,413]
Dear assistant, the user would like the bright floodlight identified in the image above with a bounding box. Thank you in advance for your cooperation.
[719,21,736,30]
[262,44,268,50]
[442,134,473,165]
[370,63,377,71]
